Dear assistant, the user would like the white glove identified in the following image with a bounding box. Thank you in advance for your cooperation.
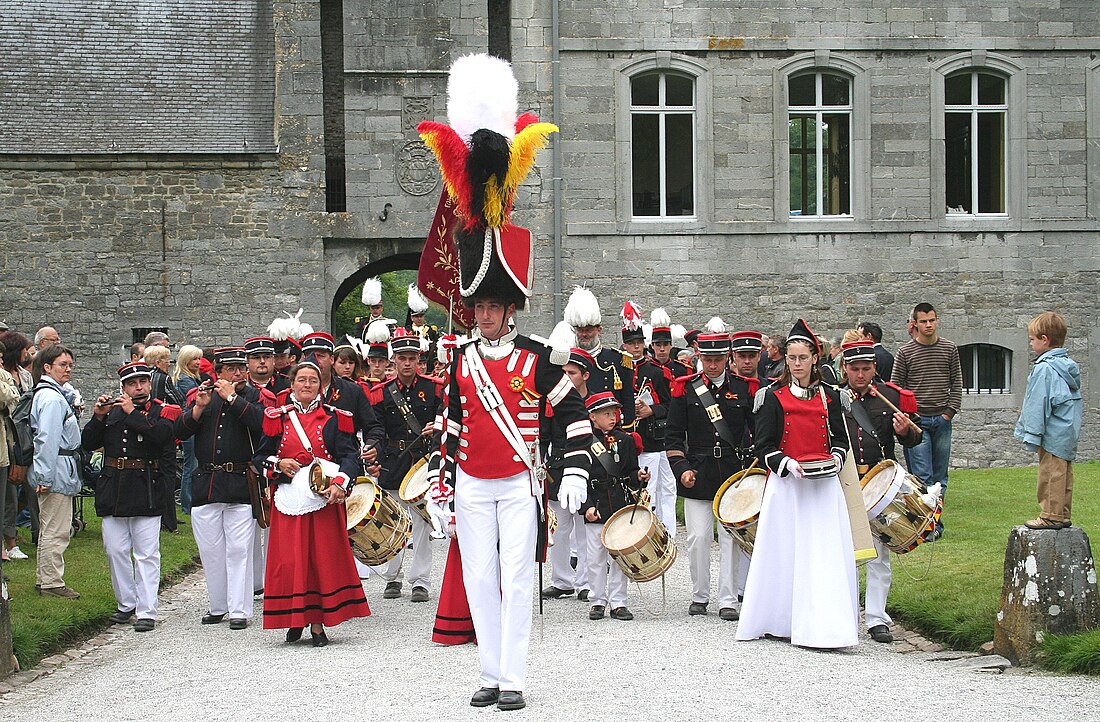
[558,472,588,515]
[425,498,451,538]
[785,459,804,478]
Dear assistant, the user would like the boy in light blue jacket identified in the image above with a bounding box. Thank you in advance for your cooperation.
[1014,312,1082,530]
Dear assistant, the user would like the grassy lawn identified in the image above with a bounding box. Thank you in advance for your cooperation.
[884,462,1100,673]
[4,508,197,670]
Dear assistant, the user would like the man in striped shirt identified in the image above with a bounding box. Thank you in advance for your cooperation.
[891,303,962,537]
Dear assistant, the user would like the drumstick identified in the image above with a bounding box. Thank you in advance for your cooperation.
[867,385,922,434]
[629,467,649,524]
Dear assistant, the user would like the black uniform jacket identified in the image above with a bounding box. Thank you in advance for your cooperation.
[580,427,643,524]
[585,344,637,432]
[82,399,180,517]
[369,373,443,490]
[841,381,922,467]
[633,357,675,452]
[175,384,267,506]
[666,371,754,501]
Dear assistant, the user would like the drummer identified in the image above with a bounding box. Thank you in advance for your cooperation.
[838,340,922,643]
[368,328,443,602]
[736,319,859,649]
[579,392,649,621]
[254,357,371,646]
[665,327,754,621]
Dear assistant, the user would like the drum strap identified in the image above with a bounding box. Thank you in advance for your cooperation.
[588,434,619,478]
[387,382,424,436]
[690,376,739,449]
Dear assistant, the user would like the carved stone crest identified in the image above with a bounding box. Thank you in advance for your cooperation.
[396,140,439,196]
[403,97,431,133]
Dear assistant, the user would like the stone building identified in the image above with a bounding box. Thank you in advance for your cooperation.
[0,1,1095,466]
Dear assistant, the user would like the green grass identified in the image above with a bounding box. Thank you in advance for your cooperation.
[884,462,1100,672]
[5,507,197,670]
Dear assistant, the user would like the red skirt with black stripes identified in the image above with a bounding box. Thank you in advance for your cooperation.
[263,503,371,629]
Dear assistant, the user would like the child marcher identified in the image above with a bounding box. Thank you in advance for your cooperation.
[580,392,650,621]
[1014,312,1083,530]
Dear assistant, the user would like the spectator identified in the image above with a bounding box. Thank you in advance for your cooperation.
[34,326,61,350]
[857,321,894,381]
[144,331,170,349]
[30,344,83,598]
[145,345,183,406]
[0,338,19,562]
[817,336,839,385]
[129,342,146,362]
[761,335,786,379]
[171,345,205,515]
[1,331,37,558]
[891,303,962,537]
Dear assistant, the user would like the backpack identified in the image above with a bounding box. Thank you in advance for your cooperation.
[9,383,69,467]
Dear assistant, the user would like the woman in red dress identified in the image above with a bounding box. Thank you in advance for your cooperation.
[255,358,371,646]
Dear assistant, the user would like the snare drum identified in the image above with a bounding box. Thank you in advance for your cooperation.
[600,504,677,583]
[398,456,433,526]
[346,476,412,565]
[712,467,768,556]
[860,460,941,554]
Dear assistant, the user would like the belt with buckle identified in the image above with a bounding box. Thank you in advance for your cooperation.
[200,462,247,473]
[388,439,410,451]
[104,456,158,471]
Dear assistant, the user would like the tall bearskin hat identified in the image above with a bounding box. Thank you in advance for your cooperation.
[418,54,559,310]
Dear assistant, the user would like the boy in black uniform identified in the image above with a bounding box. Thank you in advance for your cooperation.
[839,341,922,643]
[579,392,649,621]
[369,328,443,601]
[83,361,181,631]
[665,332,754,620]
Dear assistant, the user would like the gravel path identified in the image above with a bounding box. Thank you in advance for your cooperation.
[4,533,1098,721]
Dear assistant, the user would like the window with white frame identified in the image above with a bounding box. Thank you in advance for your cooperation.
[630,71,695,218]
[959,343,1012,394]
[788,71,852,217]
[945,70,1007,215]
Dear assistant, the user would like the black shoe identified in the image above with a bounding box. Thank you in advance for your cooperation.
[540,585,574,599]
[253,587,264,597]
[410,586,429,603]
[868,624,894,643]
[470,687,500,708]
[589,605,606,620]
[688,602,708,616]
[577,589,590,602]
[201,613,226,625]
[311,630,329,647]
[229,618,248,630]
[109,609,135,625]
[134,618,155,632]
[497,691,526,711]
[286,627,304,643]
[610,606,634,621]
[719,607,740,621]
[383,581,403,599]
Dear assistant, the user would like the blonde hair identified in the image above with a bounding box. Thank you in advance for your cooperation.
[841,328,862,345]
[1028,312,1068,348]
[171,344,203,383]
[143,345,170,365]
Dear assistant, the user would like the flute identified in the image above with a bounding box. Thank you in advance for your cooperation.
[867,385,923,434]
[95,396,125,409]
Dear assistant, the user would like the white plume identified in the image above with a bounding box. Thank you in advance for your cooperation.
[706,316,727,333]
[361,277,382,306]
[407,284,429,314]
[564,286,601,328]
[366,320,391,344]
[650,307,671,328]
[269,308,310,340]
[447,54,518,143]
[670,324,688,348]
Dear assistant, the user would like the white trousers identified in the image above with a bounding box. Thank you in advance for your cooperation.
[102,515,161,619]
[455,468,537,693]
[192,503,256,620]
[640,451,677,539]
[583,522,627,608]
[683,498,738,608]
[864,536,893,629]
[549,499,588,591]
[252,524,268,594]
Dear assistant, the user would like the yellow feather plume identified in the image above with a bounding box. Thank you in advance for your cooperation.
[504,122,559,200]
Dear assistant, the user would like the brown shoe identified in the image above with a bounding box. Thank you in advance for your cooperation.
[40,585,80,599]
[1024,517,1070,530]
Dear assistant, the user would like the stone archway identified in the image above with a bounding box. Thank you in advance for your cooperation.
[323,237,425,326]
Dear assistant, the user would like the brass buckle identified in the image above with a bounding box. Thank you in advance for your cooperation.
[713,445,723,459]
[114,458,127,470]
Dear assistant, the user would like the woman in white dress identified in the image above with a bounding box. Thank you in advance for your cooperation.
[735,319,859,649]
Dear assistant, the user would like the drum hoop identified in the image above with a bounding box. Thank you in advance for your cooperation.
[398,455,430,502]
[601,504,659,554]
[345,477,382,529]
[712,467,767,522]
[864,460,905,520]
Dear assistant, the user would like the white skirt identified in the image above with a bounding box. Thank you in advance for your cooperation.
[735,470,859,648]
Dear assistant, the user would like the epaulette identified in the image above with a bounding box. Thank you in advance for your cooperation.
[327,404,356,434]
[619,350,634,370]
[629,431,644,455]
[153,399,183,421]
[367,383,384,405]
[883,382,918,414]
[752,386,770,414]
[258,387,277,408]
[732,373,761,397]
[262,404,289,436]
[670,371,703,398]
[185,386,200,405]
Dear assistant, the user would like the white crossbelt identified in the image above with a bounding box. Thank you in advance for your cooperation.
[463,343,535,474]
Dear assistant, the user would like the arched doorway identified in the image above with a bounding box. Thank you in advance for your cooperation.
[323,236,425,329]
[330,253,421,333]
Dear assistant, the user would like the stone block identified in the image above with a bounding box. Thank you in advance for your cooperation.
[993,525,1100,666]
